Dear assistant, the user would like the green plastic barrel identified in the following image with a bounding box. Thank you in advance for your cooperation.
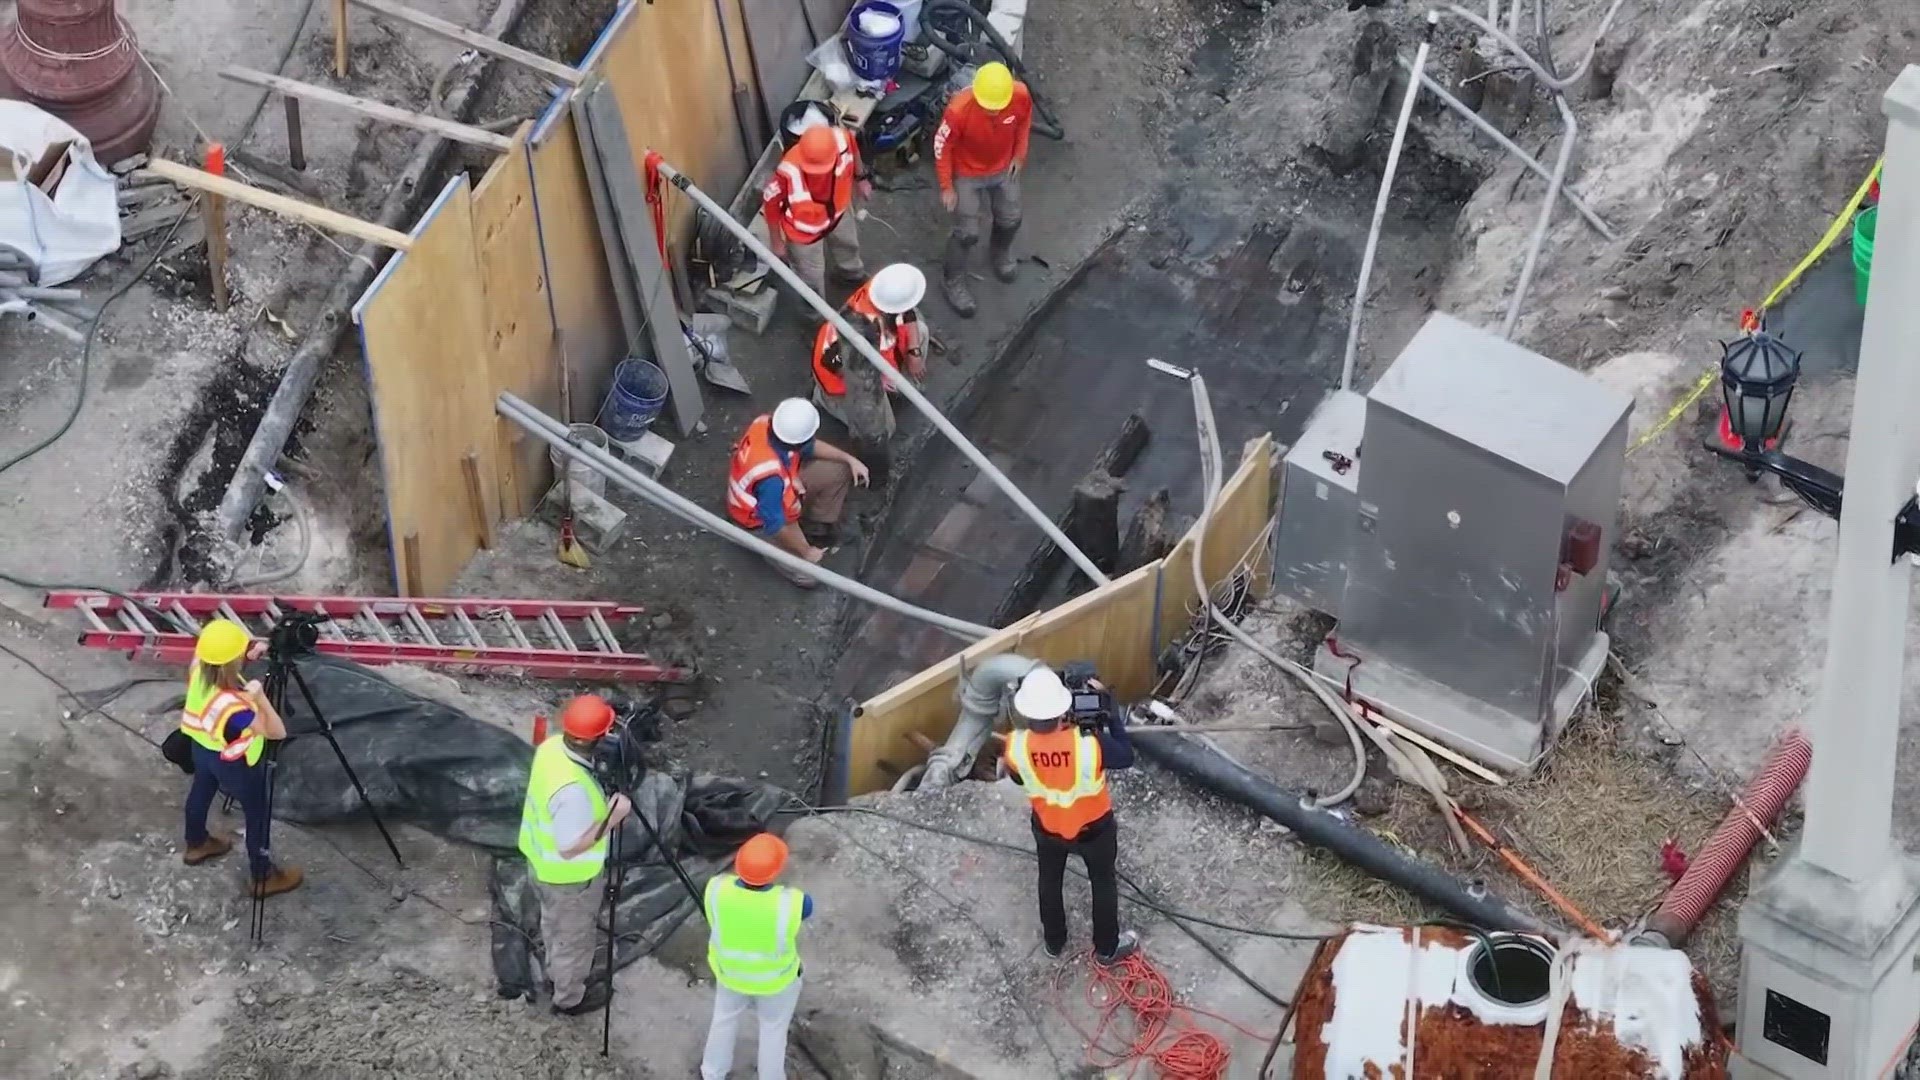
[1854,206,1878,306]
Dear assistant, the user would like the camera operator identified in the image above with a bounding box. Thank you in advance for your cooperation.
[177,620,300,898]
[1002,665,1139,964]
[517,695,633,1016]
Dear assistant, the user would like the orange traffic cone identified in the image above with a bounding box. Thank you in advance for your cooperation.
[531,713,548,746]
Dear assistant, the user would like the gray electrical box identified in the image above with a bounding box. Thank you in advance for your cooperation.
[1284,313,1632,773]
[1273,389,1365,618]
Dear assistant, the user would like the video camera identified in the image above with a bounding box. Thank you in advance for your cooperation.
[1059,660,1116,732]
[266,610,330,660]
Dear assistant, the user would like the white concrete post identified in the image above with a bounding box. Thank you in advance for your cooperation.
[1733,65,1920,1079]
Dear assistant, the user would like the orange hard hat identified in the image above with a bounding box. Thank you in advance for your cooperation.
[794,125,839,173]
[735,832,788,886]
[560,694,614,740]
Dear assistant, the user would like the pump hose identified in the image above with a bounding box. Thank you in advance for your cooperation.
[919,0,1065,140]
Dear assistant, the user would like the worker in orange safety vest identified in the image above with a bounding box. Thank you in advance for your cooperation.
[810,263,928,450]
[724,398,870,589]
[1002,666,1139,964]
[762,124,871,314]
[934,62,1032,317]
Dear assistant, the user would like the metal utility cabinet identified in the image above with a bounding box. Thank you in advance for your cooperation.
[1275,313,1632,773]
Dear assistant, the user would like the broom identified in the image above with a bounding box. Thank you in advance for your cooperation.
[555,330,591,570]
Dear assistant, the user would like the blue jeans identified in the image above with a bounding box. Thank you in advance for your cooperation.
[183,744,274,879]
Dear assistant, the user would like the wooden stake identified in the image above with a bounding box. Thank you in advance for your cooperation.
[221,67,513,151]
[334,0,350,78]
[461,450,494,549]
[142,158,414,249]
[284,97,306,172]
[203,144,230,312]
[402,532,423,597]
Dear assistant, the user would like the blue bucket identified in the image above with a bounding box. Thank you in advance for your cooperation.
[844,0,906,82]
[601,358,668,441]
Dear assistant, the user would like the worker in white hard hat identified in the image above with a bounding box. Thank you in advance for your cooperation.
[724,397,870,588]
[1003,666,1139,964]
[810,262,929,459]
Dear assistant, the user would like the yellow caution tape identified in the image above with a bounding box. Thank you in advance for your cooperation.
[1626,158,1885,457]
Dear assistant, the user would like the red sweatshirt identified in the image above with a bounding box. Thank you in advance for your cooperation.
[933,84,1033,195]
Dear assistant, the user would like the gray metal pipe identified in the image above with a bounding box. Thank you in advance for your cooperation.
[653,160,1112,587]
[496,392,994,641]
[1342,13,1438,392]
[1529,0,1629,92]
[1396,60,1613,239]
[921,652,1043,790]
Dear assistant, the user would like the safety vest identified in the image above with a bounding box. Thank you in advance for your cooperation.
[811,281,917,398]
[1006,727,1110,839]
[725,415,804,531]
[178,664,264,766]
[762,128,856,245]
[517,739,609,885]
[704,873,804,995]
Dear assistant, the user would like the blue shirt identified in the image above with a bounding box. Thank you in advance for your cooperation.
[750,439,817,536]
[221,707,257,744]
[739,878,814,919]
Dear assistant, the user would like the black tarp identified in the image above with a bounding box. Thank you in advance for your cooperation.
[259,655,788,997]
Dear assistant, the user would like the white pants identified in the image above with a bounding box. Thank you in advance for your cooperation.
[699,978,802,1079]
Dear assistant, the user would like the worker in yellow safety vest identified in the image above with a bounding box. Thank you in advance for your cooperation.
[517,694,632,1015]
[699,832,815,1080]
[178,619,301,898]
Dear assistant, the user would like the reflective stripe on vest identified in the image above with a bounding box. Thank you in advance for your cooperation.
[704,874,803,995]
[178,666,263,766]
[725,415,804,530]
[517,739,609,885]
[764,129,856,244]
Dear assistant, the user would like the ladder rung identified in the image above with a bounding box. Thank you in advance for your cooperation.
[407,607,441,648]
[451,607,484,648]
[497,611,532,649]
[122,604,162,636]
[168,602,203,635]
[589,610,622,654]
[78,605,112,633]
[541,609,579,653]
[358,610,396,645]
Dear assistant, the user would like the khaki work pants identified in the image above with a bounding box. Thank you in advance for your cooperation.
[795,458,852,527]
[535,874,603,1009]
[785,213,864,309]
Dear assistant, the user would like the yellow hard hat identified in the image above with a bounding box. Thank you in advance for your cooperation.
[194,619,250,666]
[973,62,1015,111]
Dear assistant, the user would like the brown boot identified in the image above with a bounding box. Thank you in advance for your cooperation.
[249,865,304,899]
[182,834,233,866]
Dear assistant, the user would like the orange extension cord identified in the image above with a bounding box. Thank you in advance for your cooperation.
[1051,948,1271,1080]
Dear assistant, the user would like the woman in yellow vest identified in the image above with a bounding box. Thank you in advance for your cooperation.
[699,832,813,1080]
[179,620,300,898]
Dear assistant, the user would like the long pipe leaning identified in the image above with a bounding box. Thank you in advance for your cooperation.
[1341,12,1437,392]
[497,392,994,641]
[653,160,1112,587]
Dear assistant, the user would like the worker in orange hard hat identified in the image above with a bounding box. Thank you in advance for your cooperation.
[762,121,871,316]
[177,619,301,898]
[517,694,633,1015]
[699,831,815,1080]
[934,62,1033,317]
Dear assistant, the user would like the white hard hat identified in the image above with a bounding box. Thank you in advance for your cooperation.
[1012,667,1073,722]
[770,398,821,444]
[868,263,927,315]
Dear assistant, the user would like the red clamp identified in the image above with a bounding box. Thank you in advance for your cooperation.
[642,150,671,270]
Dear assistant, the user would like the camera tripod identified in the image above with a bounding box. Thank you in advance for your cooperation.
[249,612,406,947]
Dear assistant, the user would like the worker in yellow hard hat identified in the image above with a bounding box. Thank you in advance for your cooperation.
[179,620,300,898]
[933,62,1033,317]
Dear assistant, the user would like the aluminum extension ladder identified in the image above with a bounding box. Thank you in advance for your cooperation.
[44,590,695,683]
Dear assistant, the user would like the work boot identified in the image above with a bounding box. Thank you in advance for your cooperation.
[943,273,977,318]
[1095,930,1140,966]
[553,984,610,1016]
[182,834,233,866]
[248,865,304,899]
[1042,940,1066,960]
[989,226,1019,283]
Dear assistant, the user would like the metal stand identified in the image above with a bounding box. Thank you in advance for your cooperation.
[600,825,620,1057]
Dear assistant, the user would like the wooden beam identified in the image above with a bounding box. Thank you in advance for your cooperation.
[347,0,582,84]
[140,159,414,250]
[220,67,512,151]
[333,0,350,78]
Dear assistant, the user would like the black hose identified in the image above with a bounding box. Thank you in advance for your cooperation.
[919,0,1066,140]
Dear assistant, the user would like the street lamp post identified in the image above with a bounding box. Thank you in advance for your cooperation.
[1723,65,1920,1079]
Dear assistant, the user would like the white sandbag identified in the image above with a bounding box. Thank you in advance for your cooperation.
[0,101,120,286]
[856,10,902,36]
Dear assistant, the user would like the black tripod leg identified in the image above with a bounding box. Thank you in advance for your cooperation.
[287,662,405,867]
[601,827,620,1057]
[250,752,277,947]
[630,800,705,914]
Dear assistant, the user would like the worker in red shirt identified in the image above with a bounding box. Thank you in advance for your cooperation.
[933,62,1032,318]
[763,124,871,315]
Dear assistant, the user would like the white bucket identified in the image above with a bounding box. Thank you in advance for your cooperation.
[550,423,610,498]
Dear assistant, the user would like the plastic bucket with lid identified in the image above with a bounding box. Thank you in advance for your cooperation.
[1853,206,1877,307]
[600,358,668,441]
[844,0,906,82]
[550,423,609,498]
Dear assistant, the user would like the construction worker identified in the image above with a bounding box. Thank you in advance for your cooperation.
[763,123,871,312]
[179,620,301,897]
[699,832,813,1080]
[810,262,928,451]
[1003,667,1139,963]
[725,398,871,589]
[517,694,633,1016]
[934,61,1033,318]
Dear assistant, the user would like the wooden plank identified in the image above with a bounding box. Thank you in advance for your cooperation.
[461,451,494,549]
[348,0,583,84]
[352,175,500,596]
[141,159,413,249]
[220,66,513,150]
[526,118,623,419]
[741,0,814,136]
[332,0,350,78]
[568,81,645,356]
[471,127,560,519]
